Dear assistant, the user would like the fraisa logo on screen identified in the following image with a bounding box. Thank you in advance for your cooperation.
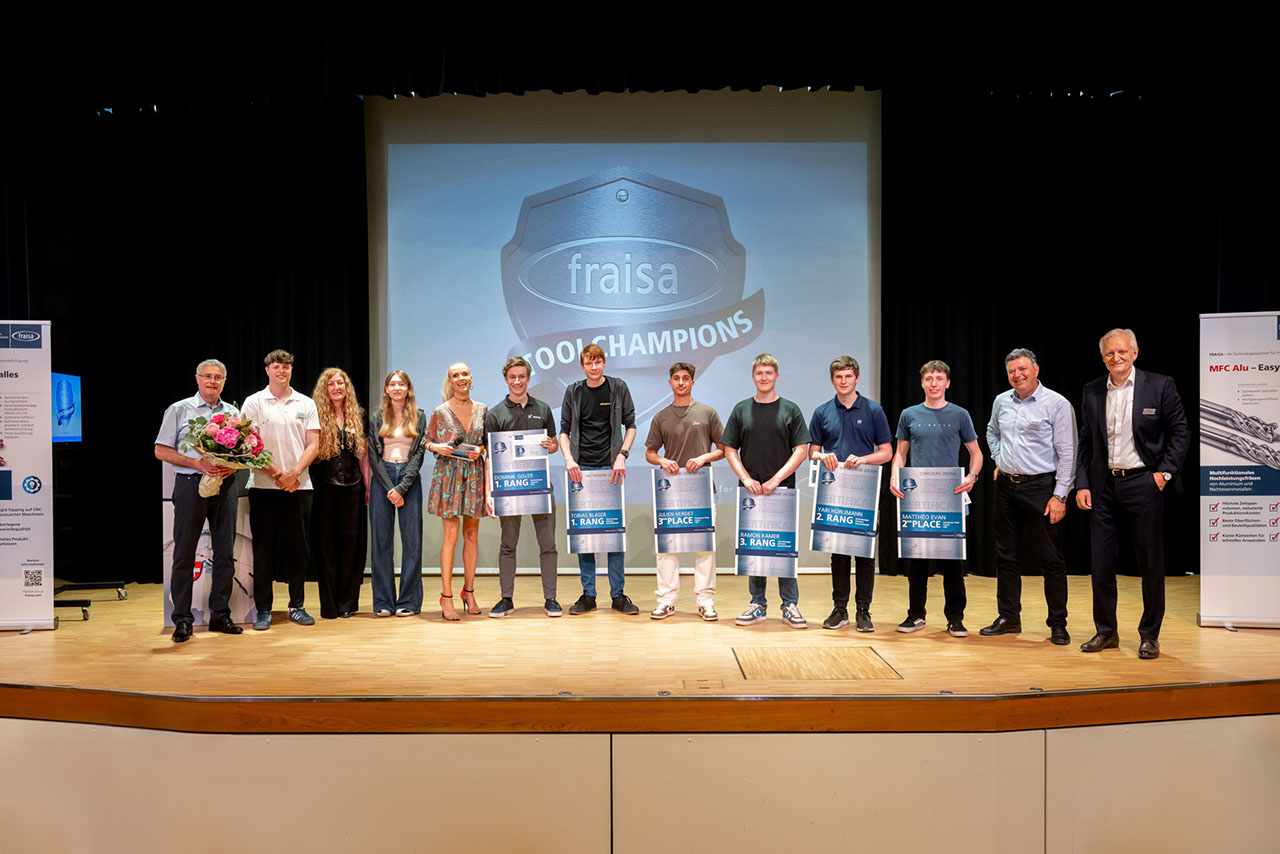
[501,168,764,416]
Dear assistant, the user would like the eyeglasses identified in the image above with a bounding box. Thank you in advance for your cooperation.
[197,373,227,382]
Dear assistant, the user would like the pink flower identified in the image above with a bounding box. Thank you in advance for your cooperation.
[215,427,240,448]
[210,414,226,426]
[205,421,220,437]
[248,432,264,454]
[227,416,242,428]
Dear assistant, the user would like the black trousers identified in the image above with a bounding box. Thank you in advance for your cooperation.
[1089,471,1166,639]
[904,558,967,623]
[993,473,1067,628]
[312,480,367,618]
[249,488,313,612]
[830,553,874,611]
[170,473,238,624]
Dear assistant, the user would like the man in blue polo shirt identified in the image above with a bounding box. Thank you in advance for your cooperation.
[808,356,893,631]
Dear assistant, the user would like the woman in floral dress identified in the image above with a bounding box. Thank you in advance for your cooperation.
[425,362,487,620]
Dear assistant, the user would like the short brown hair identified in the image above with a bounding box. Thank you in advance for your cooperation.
[502,356,532,378]
[264,349,294,366]
[669,362,696,379]
[829,355,860,377]
[920,360,950,378]
[580,343,606,364]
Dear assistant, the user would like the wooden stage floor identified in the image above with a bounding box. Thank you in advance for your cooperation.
[3,574,1278,734]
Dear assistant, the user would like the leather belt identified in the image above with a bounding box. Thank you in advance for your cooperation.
[1107,466,1148,477]
[999,471,1052,484]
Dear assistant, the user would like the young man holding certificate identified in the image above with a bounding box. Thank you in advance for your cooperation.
[644,362,726,621]
[722,354,812,628]
[484,357,562,618]
[889,360,983,637]
[808,355,894,632]
[560,344,639,615]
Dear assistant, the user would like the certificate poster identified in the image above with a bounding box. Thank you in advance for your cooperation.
[489,429,553,516]
[809,464,881,559]
[735,487,799,578]
[896,466,966,560]
[0,321,55,631]
[1199,311,1280,629]
[652,467,715,554]
[565,469,626,554]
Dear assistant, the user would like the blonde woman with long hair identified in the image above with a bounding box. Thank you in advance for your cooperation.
[425,362,487,620]
[310,368,368,619]
[367,370,428,616]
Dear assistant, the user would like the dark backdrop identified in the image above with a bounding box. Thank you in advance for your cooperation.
[1,18,1274,582]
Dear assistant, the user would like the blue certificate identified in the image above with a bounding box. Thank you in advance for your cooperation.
[896,466,966,560]
[734,487,799,578]
[652,467,715,554]
[566,469,626,554]
[809,464,881,559]
[488,430,552,516]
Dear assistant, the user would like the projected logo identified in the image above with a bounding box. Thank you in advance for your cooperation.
[501,168,763,416]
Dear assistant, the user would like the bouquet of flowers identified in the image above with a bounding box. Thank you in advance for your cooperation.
[181,411,273,497]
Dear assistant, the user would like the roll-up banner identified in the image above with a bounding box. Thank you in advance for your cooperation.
[735,486,799,578]
[1199,311,1280,629]
[0,321,55,631]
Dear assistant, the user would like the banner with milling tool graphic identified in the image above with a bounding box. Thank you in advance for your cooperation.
[1199,310,1280,629]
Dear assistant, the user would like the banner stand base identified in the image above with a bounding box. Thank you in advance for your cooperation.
[1197,613,1280,629]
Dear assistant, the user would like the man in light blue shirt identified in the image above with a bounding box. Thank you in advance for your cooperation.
[981,348,1076,644]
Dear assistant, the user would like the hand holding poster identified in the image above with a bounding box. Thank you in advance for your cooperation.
[489,429,553,516]
[735,486,799,578]
[896,466,966,560]
[810,464,881,559]
[653,467,715,554]
[566,469,626,554]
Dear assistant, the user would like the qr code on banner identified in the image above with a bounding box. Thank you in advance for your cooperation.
[24,569,42,587]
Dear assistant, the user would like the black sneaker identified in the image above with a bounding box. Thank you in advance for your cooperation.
[612,594,639,615]
[568,594,597,615]
[822,607,849,630]
[947,620,968,638]
[855,609,874,632]
[897,616,926,633]
[544,598,563,618]
[489,598,515,619]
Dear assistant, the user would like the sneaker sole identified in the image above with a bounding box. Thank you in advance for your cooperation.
[822,619,849,630]
[545,611,562,618]
[699,610,719,622]
[650,611,673,620]
[897,623,925,633]
[949,629,969,637]
[856,624,875,633]
[489,611,508,619]
[787,620,808,629]
[735,617,766,626]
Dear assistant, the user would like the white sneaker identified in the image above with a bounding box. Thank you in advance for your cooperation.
[650,604,675,620]
[781,602,807,629]
[735,603,766,625]
[698,604,719,622]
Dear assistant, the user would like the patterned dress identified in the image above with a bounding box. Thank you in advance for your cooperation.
[426,400,488,519]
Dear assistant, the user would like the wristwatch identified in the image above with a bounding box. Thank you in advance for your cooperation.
[618,448,629,459]
[1158,471,1172,483]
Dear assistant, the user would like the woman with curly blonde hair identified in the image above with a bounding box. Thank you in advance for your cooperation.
[310,367,368,619]
[368,370,428,616]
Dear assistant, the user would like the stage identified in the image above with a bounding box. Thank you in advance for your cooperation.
[3,574,1278,734]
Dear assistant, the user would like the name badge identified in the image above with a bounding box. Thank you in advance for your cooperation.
[1142,407,1156,415]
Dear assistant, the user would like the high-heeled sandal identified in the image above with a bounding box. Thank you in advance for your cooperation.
[439,593,460,621]
[461,587,481,615]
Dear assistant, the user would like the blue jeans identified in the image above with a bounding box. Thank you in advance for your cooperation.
[578,551,625,599]
[748,575,799,609]
[369,461,424,613]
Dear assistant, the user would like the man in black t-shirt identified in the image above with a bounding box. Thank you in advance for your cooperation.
[559,344,638,615]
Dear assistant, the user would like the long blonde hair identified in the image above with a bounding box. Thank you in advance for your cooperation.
[312,368,366,460]
[440,361,471,402]
[379,370,419,438]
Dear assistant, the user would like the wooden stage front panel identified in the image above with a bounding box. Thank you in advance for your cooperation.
[2,575,1278,733]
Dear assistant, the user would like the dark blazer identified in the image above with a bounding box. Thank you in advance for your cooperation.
[1077,368,1190,494]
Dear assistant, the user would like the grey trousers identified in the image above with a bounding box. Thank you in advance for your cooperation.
[498,510,559,601]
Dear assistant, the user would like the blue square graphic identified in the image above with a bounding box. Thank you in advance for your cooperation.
[0,471,12,500]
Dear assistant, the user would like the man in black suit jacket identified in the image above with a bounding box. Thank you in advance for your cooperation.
[1075,328,1189,659]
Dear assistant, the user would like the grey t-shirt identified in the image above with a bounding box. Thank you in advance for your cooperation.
[895,402,978,468]
[645,401,723,465]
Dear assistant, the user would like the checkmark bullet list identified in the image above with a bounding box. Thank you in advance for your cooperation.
[1210,532,1220,541]
[1210,502,1220,511]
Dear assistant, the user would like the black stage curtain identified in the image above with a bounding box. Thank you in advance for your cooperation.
[4,99,369,581]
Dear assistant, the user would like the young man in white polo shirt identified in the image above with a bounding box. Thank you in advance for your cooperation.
[241,349,321,630]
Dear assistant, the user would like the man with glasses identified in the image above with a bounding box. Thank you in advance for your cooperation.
[153,359,243,642]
